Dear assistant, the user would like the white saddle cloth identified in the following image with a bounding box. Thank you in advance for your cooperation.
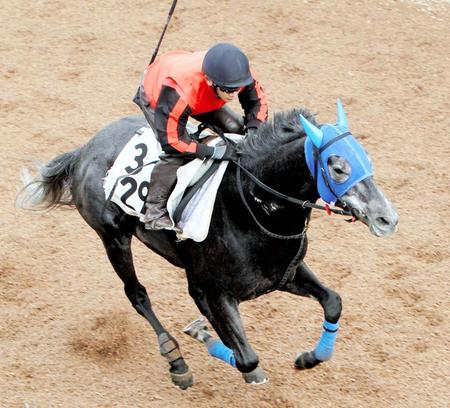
[103,125,241,242]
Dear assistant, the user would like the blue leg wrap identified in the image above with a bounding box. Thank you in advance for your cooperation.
[313,320,340,361]
[207,340,237,368]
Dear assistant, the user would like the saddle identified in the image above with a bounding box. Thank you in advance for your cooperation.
[103,123,242,241]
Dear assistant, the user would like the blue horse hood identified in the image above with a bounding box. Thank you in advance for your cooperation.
[304,124,373,204]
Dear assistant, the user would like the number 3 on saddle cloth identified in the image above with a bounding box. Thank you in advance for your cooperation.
[103,125,240,242]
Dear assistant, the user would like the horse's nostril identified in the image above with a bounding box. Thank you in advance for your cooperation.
[377,216,394,227]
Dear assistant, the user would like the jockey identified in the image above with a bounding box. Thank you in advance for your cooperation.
[133,42,268,230]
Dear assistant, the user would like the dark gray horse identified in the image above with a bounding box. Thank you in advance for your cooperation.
[18,101,398,389]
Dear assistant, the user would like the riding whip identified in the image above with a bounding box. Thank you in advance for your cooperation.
[149,0,178,65]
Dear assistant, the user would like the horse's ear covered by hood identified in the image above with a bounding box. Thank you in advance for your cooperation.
[299,114,323,148]
[336,98,348,129]
[300,99,348,148]
[300,99,373,204]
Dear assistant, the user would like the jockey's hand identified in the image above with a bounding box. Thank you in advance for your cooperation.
[211,143,238,161]
[246,127,258,138]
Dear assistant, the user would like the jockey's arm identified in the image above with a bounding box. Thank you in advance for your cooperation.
[154,85,215,159]
[238,76,268,131]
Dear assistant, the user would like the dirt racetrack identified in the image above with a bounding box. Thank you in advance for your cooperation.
[1,0,449,407]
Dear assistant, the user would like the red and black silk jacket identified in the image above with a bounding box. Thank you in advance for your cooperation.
[142,50,268,157]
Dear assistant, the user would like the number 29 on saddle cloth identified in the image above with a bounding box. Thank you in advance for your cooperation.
[103,125,235,241]
[103,126,161,217]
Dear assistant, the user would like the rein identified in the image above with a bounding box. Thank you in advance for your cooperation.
[236,161,310,240]
[235,158,353,223]
[234,157,352,290]
[208,125,354,238]
[235,159,311,290]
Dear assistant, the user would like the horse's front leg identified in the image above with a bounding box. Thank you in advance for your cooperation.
[281,260,342,370]
[187,292,268,384]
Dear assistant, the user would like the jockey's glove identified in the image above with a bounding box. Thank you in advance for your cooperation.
[211,143,238,161]
[195,144,215,160]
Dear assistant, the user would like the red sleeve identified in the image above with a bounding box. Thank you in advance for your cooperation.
[155,85,213,158]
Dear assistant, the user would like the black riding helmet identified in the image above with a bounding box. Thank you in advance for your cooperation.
[202,43,254,89]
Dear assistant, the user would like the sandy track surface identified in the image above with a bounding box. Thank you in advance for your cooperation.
[1,1,449,407]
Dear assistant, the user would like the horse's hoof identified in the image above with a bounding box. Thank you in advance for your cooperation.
[170,368,194,390]
[294,351,321,370]
[182,318,210,343]
[242,367,269,385]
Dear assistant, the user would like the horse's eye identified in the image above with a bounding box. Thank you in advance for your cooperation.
[327,155,351,183]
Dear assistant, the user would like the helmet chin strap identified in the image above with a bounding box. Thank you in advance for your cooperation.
[212,85,221,98]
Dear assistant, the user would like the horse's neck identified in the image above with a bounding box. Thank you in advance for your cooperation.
[244,137,317,201]
[217,139,316,239]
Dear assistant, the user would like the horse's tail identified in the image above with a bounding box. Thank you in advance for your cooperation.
[16,148,82,210]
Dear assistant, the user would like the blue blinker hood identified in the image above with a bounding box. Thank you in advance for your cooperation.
[300,99,373,204]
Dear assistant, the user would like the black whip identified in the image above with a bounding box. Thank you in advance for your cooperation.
[149,0,178,65]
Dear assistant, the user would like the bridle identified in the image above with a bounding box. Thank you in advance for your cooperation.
[234,156,355,291]
[234,157,354,241]
[196,123,355,240]
[178,123,357,289]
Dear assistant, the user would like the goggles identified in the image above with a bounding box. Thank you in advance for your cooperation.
[215,84,241,94]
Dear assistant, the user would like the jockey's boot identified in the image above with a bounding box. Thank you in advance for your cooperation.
[183,318,213,344]
[143,155,184,231]
[142,202,173,230]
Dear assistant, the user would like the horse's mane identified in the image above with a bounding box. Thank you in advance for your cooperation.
[238,107,318,159]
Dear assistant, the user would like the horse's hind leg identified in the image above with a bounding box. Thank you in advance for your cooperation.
[99,230,193,389]
[281,260,342,370]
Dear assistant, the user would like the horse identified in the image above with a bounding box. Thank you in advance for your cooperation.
[18,100,398,389]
